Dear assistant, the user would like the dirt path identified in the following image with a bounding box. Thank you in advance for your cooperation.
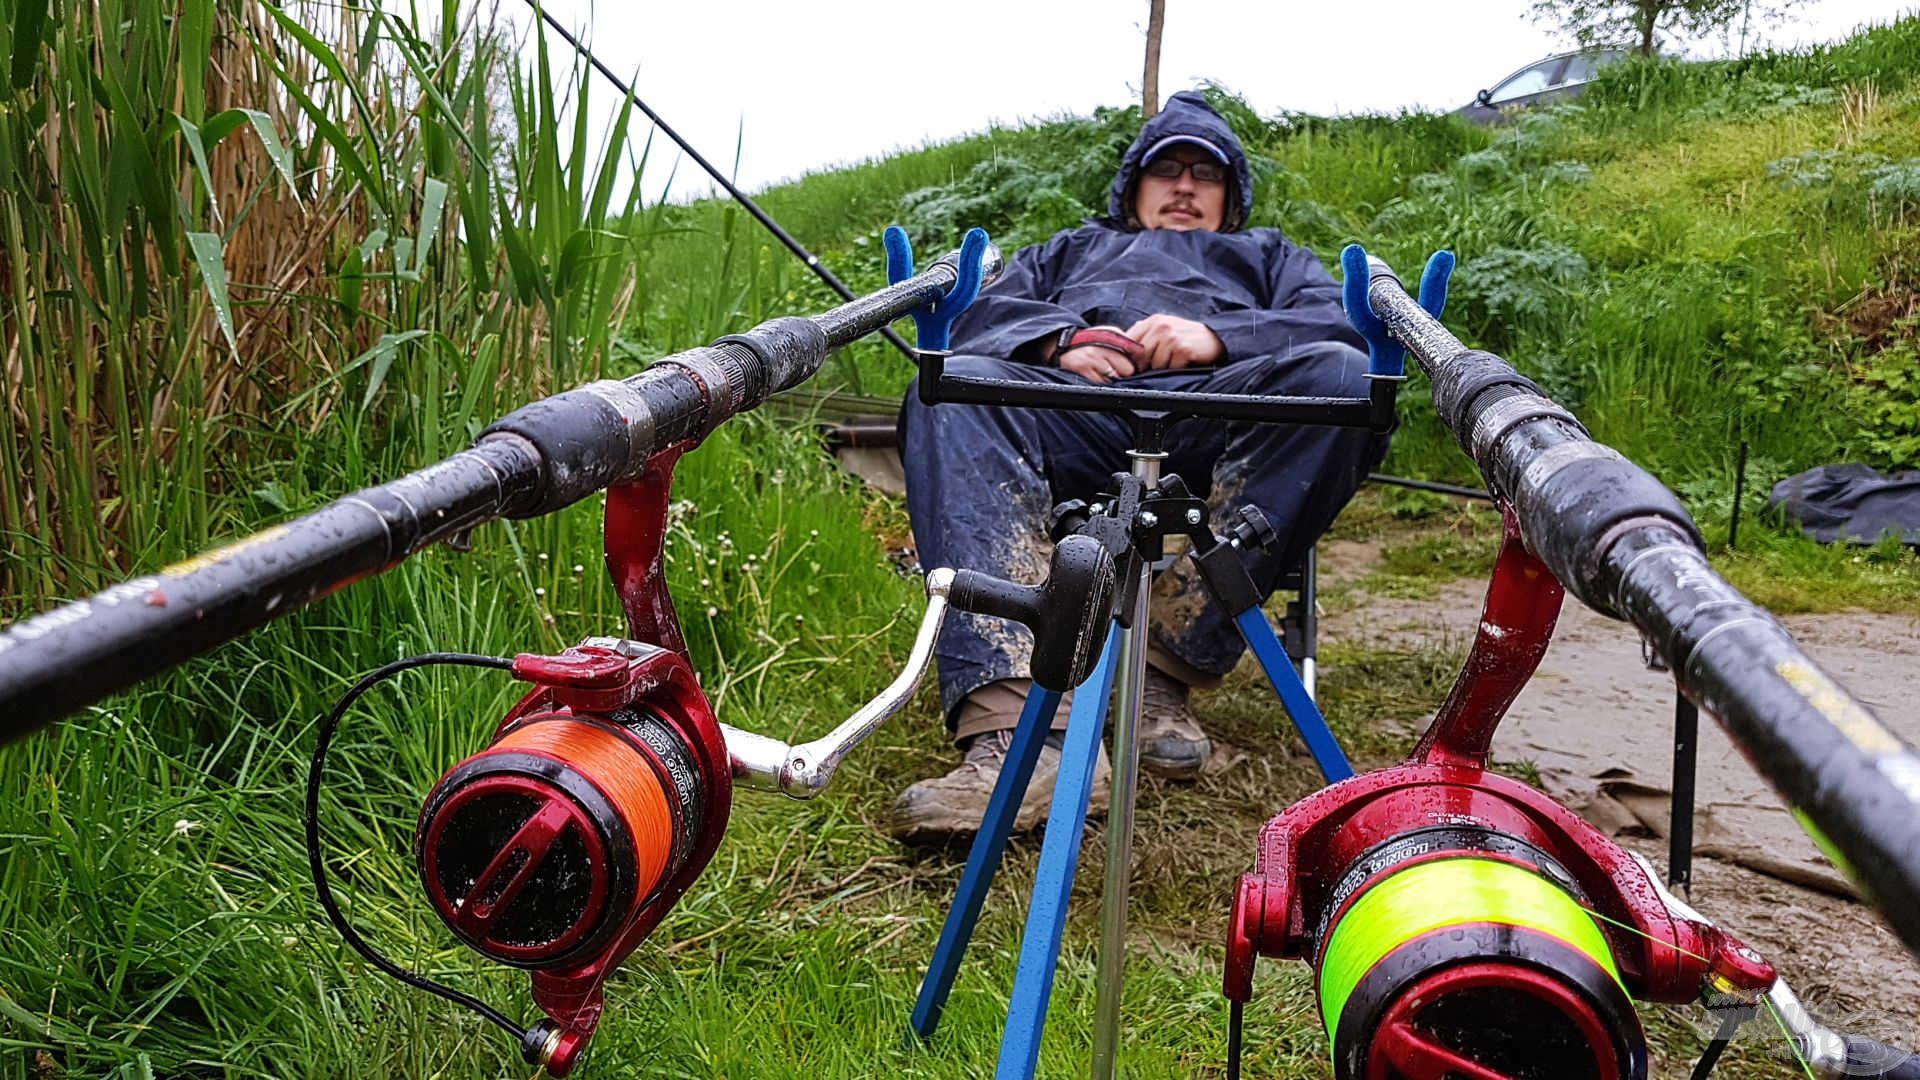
[1318,539,1920,1040]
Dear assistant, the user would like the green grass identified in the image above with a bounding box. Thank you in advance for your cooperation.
[6,3,1920,1077]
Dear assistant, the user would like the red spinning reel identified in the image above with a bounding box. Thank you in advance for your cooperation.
[1222,509,1776,1080]
[309,450,738,1076]
[415,638,730,1074]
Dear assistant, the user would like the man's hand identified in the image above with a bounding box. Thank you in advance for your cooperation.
[1125,314,1224,370]
[1053,325,1141,383]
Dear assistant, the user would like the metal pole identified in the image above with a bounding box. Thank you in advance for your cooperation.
[1091,450,1161,1079]
[1363,472,1495,503]
[520,0,916,368]
[1669,690,1698,894]
[1728,440,1750,551]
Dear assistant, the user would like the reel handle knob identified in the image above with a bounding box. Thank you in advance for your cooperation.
[522,1019,589,1077]
[1843,1036,1920,1080]
[949,533,1116,691]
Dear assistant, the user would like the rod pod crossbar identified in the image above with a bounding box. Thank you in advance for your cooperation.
[0,245,1004,743]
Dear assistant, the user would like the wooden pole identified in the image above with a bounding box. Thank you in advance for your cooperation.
[1142,0,1166,117]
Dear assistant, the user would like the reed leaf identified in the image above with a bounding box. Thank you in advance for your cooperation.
[184,230,238,358]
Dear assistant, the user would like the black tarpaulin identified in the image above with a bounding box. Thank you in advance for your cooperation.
[1767,463,1920,545]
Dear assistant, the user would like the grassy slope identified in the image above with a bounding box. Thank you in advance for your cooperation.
[7,16,1920,1080]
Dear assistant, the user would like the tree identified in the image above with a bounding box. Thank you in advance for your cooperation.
[1142,0,1166,118]
[1530,0,1807,57]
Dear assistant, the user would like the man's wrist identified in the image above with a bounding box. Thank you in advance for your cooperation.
[1056,327,1143,365]
[1022,326,1078,365]
[1197,318,1230,364]
[1051,325,1079,365]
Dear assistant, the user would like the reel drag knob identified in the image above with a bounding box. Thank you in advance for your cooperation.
[1226,506,1278,552]
[415,706,706,968]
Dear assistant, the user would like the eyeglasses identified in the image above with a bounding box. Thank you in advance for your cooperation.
[1143,157,1227,184]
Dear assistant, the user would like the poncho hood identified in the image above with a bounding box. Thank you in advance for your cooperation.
[1107,91,1255,232]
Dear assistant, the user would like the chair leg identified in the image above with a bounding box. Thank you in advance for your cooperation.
[1235,605,1351,783]
[1300,546,1319,701]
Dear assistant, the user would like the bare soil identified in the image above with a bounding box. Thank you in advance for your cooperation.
[1318,542,1920,1042]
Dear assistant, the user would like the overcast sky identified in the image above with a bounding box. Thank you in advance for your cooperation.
[504,0,1914,203]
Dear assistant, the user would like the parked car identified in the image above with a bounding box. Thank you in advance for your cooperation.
[1454,48,1629,124]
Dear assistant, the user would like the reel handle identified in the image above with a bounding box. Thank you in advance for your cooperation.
[949,533,1117,692]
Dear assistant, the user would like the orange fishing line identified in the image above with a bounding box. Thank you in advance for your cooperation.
[498,719,676,897]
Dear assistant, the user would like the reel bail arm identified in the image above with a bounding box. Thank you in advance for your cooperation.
[721,528,1119,799]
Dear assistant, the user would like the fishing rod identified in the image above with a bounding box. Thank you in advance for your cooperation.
[1350,250,1920,957]
[1214,248,1920,1080]
[518,0,917,368]
[0,241,999,742]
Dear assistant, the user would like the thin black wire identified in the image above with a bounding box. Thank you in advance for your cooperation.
[305,652,525,1041]
[520,0,917,367]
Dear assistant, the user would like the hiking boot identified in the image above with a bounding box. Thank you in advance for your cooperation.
[1138,667,1211,780]
[886,728,1111,841]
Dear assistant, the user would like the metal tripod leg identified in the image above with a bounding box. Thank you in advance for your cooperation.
[1298,546,1319,701]
[912,683,1066,1037]
[994,625,1122,1078]
[1670,689,1698,893]
[1090,450,1161,1079]
[1235,606,1353,783]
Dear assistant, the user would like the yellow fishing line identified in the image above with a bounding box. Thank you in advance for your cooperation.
[1575,888,1817,1077]
[1317,857,1620,1039]
[1765,996,1820,1080]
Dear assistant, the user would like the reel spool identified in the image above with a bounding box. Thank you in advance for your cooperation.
[411,639,730,1075]
[417,700,707,969]
[1314,832,1644,1080]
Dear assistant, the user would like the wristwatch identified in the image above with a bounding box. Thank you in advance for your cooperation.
[1052,326,1143,365]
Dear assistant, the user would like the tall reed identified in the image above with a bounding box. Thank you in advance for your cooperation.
[0,0,649,610]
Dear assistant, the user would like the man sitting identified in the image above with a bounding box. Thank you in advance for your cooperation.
[889,91,1386,840]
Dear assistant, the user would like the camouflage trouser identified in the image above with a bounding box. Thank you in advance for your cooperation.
[899,341,1389,738]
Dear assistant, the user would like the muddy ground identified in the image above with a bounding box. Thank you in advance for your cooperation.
[1317,536,1920,1043]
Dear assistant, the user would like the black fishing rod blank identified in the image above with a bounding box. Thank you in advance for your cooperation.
[0,245,1001,743]
[1357,256,1920,959]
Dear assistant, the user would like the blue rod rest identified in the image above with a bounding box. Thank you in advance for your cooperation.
[995,625,1123,1080]
[1340,244,1454,378]
[884,225,991,352]
[1234,606,1353,783]
[912,681,1064,1038]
